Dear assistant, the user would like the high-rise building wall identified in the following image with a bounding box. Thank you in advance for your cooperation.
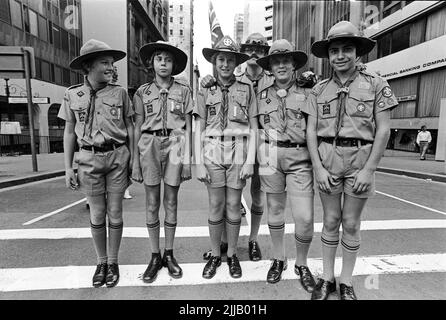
[243,0,273,44]
[233,13,244,45]
[169,0,193,85]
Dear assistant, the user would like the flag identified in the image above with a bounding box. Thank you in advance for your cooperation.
[208,1,224,48]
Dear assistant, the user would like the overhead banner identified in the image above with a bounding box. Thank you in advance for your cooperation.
[365,35,446,80]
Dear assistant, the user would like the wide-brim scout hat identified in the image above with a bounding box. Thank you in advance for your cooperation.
[240,33,270,52]
[256,39,308,71]
[139,41,188,76]
[202,36,250,66]
[311,21,376,58]
[69,39,126,70]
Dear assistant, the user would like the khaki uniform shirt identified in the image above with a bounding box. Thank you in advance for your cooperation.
[255,82,310,145]
[58,81,133,147]
[306,69,398,141]
[236,70,275,95]
[133,79,193,132]
[194,79,257,137]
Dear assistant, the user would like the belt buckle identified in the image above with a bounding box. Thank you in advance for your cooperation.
[339,139,349,146]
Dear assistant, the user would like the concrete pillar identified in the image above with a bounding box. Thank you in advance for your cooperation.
[37,104,50,154]
[436,99,446,173]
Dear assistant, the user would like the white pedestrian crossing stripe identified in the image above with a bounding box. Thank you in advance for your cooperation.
[0,253,444,292]
[1,219,445,240]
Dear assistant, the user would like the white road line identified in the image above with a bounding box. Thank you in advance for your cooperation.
[0,253,444,292]
[376,171,446,185]
[376,191,446,216]
[2,219,445,240]
[22,198,87,226]
[0,176,64,193]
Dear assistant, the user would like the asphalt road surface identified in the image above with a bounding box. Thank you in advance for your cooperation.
[0,170,445,302]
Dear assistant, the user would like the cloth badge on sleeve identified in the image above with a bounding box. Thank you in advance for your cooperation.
[78,111,86,122]
[77,91,85,97]
[264,114,270,124]
[357,103,366,112]
[146,104,153,114]
[382,86,393,98]
[209,106,216,116]
[266,98,271,104]
[387,98,395,105]
[260,90,267,100]
[322,104,330,115]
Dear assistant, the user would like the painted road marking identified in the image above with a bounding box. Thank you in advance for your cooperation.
[2,219,445,240]
[0,176,65,193]
[0,253,444,292]
[376,191,446,216]
[22,198,87,226]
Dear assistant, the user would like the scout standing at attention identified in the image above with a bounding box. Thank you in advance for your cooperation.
[200,33,273,262]
[194,36,256,279]
[254,39,316,291]
[132,41,192,283]
[305,21,398,300]
[58,39,134,288]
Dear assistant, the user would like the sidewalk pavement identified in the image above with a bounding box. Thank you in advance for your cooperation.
[1,151,445,189]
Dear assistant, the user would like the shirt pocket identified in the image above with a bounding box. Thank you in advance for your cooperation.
[229,93,249,123]
[287,105,305,129]
[142,94,160,118]
[258,103,277,128]
[347,91,374,118]
[205,95,221,125]
[70,103,88,123]
[168,95,185,119]
[102,97,123,121]
[317,94,338,119]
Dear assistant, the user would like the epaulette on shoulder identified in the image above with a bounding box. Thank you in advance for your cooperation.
[174,76,190,86]
[311,78,329,95]
[67,83,83,90]
[236,77,251,87]
[359,68,377,79]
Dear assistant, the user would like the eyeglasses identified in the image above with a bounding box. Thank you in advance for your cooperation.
[242,47,267,54]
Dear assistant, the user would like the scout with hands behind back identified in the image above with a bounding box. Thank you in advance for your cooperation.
[305,21,398,300]
[58,39,134,288]
[201,33,273,263]
[194,36,257,280]
[132,41,193,283]
[254,39,316,291]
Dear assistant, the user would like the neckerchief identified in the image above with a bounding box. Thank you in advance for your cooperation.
[216,76,236,131]
[83,78,106,138]
[274,81,294,133]
[154,77,174,133]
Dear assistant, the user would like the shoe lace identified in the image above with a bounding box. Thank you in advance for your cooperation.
[342,285,355,296]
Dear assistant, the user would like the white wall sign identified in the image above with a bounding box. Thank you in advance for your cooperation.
[365,35,446,80]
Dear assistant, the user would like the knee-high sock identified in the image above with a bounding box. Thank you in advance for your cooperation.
[90,221,107,264]
[164,220,177,250]
[226,217,242,257]
[268,222,285,260]
[107,221,123,264]
[340,232,361,285]
[249,207,263,242]
[321,229,339,281]
[146,220,160,254]
[294,233,313,266]
[208,218,225,256]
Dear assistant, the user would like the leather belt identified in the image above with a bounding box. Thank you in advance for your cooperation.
[81,143,125,152]
[142,129,173,136]
[265,140,306,148]
[208,136,246,141]
[320,137,373,147]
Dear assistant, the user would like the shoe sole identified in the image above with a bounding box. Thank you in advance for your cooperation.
[106,278,119,288]
[249,255,262,262]
[142,265,162,283]
[93,281,105,288]
[229,272,242,279]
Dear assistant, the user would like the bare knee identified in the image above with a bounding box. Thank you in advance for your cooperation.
[324,214,341,233]
[342,217,361,236]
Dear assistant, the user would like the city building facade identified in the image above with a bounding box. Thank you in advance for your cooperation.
[243,0,273,45]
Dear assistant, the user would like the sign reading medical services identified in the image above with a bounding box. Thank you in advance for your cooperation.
[365,35,446,80]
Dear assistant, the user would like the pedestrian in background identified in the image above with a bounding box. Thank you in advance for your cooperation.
[254,39,316,291]
[305,21,398,300]
[416,125,432,160]
[132,41,192,283]
[194,36,256,279]
[58,39,134,288]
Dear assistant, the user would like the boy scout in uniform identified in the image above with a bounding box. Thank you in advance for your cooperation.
[132,41,192,283]
[194,36,256,279]
[200,33,273,262]
[305,21,398,300]
[254,39,316,291]
[58,39,134,288]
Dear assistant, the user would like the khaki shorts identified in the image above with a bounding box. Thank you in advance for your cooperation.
[203,137,247,190]
[138,129,185,187]
[317,141,375,198]
[76,144,131,196]
[258,144,314,197]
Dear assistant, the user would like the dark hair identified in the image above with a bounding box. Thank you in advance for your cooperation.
[148,50,175,68]
[421,125,427,130]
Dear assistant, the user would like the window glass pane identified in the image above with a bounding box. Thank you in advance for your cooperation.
[23,6,30,32]
[0,0,11,24]
[35,58,42,79]
[53,24,61,48]
[54,65,62,84]
[61,29,69,51]
[29,10,38,36]
[10,0,22,28]
[62,68,70,86]
[391,24,410,54]
[38,15,48,41]
[41,60,51,82]
[378,33,391,58]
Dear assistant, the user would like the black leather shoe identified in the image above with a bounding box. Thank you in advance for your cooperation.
[227,254,242,278]
[266,259,287,284]
[143,252,162,283]
[340,283,357,300]
[248,240,262,261]
[294,265,316,293]
[162,250,183,279]
[203,242,228,260]
[240,204,246,217]
[311,278,337,300]
[202,256,222,279]
[92,262,107,287]
[105,263,120,288]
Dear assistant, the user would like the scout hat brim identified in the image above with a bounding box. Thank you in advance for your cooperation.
[311,36,376,58]
[69,49,126,70]
[139,42,188,76]
[202,48,250,66]
[256,50,308,71]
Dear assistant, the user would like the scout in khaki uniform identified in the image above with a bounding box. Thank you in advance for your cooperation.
[58,39,135,288]
[305,21,398,300]
[254,39,316,291]
[194,36,256,279]
[131,41,192,283]
[200,33,273,263]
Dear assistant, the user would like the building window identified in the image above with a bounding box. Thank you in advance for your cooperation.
[38,14,48,41]
[54,65,62,84]
[48,21,53,44]
[61,29,69,52]
[169,29,173,36]
[179,17,183,24]
[265,25,272,31]
[180,5,183,11]
[41,60,51,82]
[35,58,42,79]
[377,23,410,58]
[28,9,38,36]
[179,29,183,36]
[383,1,402,18]
[52,24,61,48]
[170,16,173,23]
[23,5,30,32]
[0,0,11,24]
[10,0,22,28]
[169,4,173,9]
[62,68,70,86]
